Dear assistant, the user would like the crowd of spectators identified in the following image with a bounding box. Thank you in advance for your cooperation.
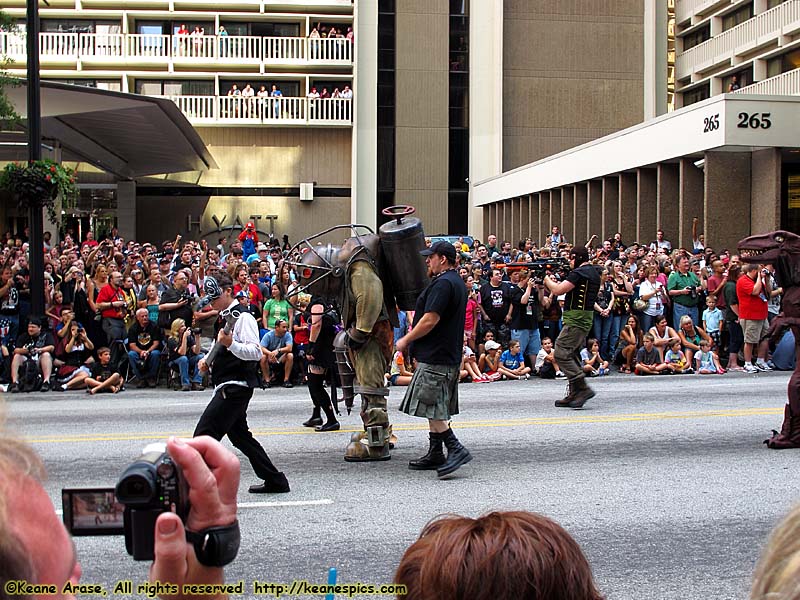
[0,216,790,395]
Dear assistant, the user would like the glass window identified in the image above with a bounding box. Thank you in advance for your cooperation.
[249,22,301,37]
[767,47,800,78]
[682,82,710,106]
[767,0,787,8]
[41,19,120,33]
[450,0,467,15]
[682,24,710,51]
[448,191,469,234]
[377,127,395,191]
[722,3,753,31]
[47,78,121,92]
[449,129,468,190]
[378,0,395,14]
[722,66,753,91]
[135,80,213,96]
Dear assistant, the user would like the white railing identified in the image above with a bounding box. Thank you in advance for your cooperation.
[732,68,800,95]
[79,33,125,58]
[676,1,800,78]
[675,0,726,24]
[0,31,353,65]
[127,34,171,60]
[157,96,352,125]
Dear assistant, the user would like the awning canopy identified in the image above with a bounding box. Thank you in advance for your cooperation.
[1,80,217,178]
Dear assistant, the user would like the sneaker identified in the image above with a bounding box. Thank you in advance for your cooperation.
[9,382,19,393]
[282,380,293,388]
[598,367,607,376]
[555,371,567,379]
[40,381,50,392]
[755,361,773,372]
[743,364,758,374]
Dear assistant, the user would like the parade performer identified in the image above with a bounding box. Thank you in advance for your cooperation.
[396,241,470,478]
[238,221,259,258]
[738,231,800,448]
[196,273,290,492]
[303,295,340,432]
[543,246,601,408]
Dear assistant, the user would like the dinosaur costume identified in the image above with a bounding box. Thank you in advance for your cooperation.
[738,230,800,449]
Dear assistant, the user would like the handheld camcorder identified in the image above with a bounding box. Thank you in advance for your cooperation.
[62,443,189,561]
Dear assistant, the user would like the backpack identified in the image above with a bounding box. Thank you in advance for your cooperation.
[19,357,43,392]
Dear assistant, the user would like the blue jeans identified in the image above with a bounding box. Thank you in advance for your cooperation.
[128,349,161,380]
[511,328,541,362]
[673,303,699,329]
[170,354,204,386]
[609,314,625,358]
[640,312,661,334]
[539,320,561,346]
[592,314,613,360]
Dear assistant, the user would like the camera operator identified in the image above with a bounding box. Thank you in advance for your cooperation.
[0,432,239,600]
[167,318,205,391]
[667,255,701,329]
[0,265,21,343]
[9,317,55,393]
[159,271,195,329]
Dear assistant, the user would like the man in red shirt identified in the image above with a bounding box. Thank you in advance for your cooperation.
[736,264,771,373]
[232,264,262,307]
[96,270,127,344]
[80,231,99,251]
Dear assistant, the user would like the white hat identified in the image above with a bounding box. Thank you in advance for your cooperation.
[485,340,501,351]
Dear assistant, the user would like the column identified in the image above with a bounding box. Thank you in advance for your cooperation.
[483,205,491,238]
[561,187,574,245]
[704,151,751,252]
[510,197,520,244]
[750,148,781,234]
[117,181,136,242]
[657,163,679,244]
[619,173,637,244]
[679,158,704,250]
[637,168,657,244]
[602,176,619,241]
[551,189,562,235]
[503,199,513,242]
[529,194,540,244]
[587,180,602,242]
[574,184,588,245]
[539,192,551,247]
[520,195,531,241]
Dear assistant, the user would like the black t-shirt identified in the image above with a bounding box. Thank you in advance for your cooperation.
[127,321,162,351]
[91,360,116,380]
[160,287,194,326]
[510,284,538,331]
[16,331,55,352]
[410,269,467,366]
[480,283,510,325]
[564,264,601,312]
[166,334,198,361]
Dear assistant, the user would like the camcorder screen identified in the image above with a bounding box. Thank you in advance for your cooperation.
[62,488,124,536]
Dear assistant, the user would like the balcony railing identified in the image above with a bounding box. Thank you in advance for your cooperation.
[157,95,353,126]
[0,32,352,65]
[676,0,800,79]
[675,0,729,24]
[732,68,800,95]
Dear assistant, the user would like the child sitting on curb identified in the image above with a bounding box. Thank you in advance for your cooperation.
[581,338,609,376]
[498,340,531,380]
[461,336,486,382]
[479,339,502,381]
[389,348,414,386]
[695,338,726,374]
[664,338,693,374]
[635,334,670,375]
[535,337,564,379]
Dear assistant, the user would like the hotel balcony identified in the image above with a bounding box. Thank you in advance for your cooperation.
[732,66,800,94]
[155,95,352,127]
[1,0,353,10]
[675,0,731,25]
[676,0,800,80]
[0,32,352,69]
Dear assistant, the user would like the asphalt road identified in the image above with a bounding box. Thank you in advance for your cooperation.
[5,371,799,600]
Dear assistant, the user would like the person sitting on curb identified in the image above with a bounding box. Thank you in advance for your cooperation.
[634,333,670,375]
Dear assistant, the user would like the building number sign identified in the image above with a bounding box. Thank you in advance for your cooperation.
[703,111,772,133]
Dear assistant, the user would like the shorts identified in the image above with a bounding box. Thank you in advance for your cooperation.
[511,328,541,357]
[740,318,769,345]
[388,373,400,386]
[398,362,460,421]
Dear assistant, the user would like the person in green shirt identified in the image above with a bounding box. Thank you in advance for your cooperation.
[262,283,293,331]
[667,255,701,329]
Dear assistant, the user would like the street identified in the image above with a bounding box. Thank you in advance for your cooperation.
[5,371,798,600]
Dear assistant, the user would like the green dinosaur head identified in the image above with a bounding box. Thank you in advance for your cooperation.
[738,231,800,264]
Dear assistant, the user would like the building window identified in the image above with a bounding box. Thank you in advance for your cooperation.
[681,24,710,51]
[767,48,800,78]
[47,79,122,92]
[448,5,468,233]
[377,0,396,217]
[682,82,710,106]
[767,0,787,8]
[722,3,753,31]
[722,65,753,91]
[220,22,301,37]
[41,19,121,33]
[135,80,214,96]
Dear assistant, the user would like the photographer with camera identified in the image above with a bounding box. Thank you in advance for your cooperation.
[667,255,702,330]
[167,318,205,391]
[8,317,55,393]
[0,431,240,600]
[127,308,163,388]
[159,271,196,330]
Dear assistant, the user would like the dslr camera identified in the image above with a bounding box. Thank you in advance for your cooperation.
[688,285,698,299]
[63,443,188,561]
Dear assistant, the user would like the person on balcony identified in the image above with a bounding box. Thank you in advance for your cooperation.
[218,25,228,58]
[307,87,320,119]
[176,23,189,56]
[242,84,255,117]
[270,84,283,119]
[309,27,320,60]
[190,26,205,58]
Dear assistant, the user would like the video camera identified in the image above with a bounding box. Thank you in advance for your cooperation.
[505,258,571,283]
[62,443,188,561]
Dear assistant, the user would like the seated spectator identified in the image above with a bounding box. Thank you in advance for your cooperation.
[677,315,711,366]
[85,346,123,394]
[259,318,294,388]
[534,337,564,379]
[649,315,678,361]
[695,339,725,374]
[9,318,55,393]
[664,338,692,374]
[770,327,796,371]
[166,318,204,392]
[391,348,415,386]
[635,333,669,375]
[394,511,603,600]
[53,320,94,391]
[140,283,161,324]
[617,315,643,374]
[581,338,609,376]
[498,340,531,380]
[45,289,65,332]
[127,308,162,388]
[702,295,723,350]
[478,339,502,381]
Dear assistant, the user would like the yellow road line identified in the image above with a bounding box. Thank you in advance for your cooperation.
[24,407,783,444]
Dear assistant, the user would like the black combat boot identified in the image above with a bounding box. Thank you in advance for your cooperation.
[408,431,445,470]
[436,428,472,478]
[568,377,595,409]
[555,381,575,407]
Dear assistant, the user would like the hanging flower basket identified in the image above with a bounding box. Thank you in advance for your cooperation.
[0,159,79,224]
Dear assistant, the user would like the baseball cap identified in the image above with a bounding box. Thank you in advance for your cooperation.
[257,243,268,252]
[234,290,247,299]
[420,240,457,262]
[485,340,501,351]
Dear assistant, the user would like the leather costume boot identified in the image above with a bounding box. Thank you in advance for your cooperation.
[409,432,445,470]
[765,405,800,449]
[436,428,472,478]
[568,377,595,409]
[555,382,575,407]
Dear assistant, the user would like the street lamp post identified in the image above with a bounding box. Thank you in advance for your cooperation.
[27,0,44,316]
